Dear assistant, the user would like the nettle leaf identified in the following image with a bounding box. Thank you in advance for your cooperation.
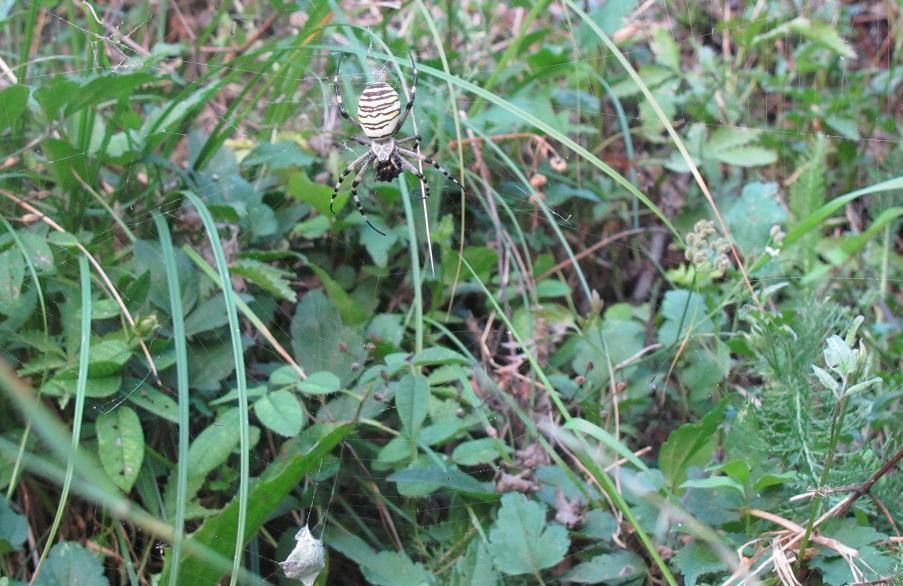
[672,542,728,586]
[33,541,110,586]
[96,406,145,492]
[395,374,429,439]
[231,259,296,302]
[0,494,27,554]
[488,493,570,575]
[658,401,726,493]
[254,390,305,437]
[562,550,645,583]
[187,408,241,479]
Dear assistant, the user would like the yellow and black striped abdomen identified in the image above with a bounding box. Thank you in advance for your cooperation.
[357,82,401,139]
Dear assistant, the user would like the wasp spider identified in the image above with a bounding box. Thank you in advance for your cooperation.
[329,53,463,235]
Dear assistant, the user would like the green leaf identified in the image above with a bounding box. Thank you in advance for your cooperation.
[42,375,121,398]
[672,542,727,586]
[564,418,651,473]
[33,541,110,586]
[488,493,570,575]
[231,259,296,302]
[412,347,470,366]
[658,401,726,493]
[387,465,494,496]
[16,231,55,274]
[360,221,398,267]
[0,494,27,554]
[580,509,618,541]
[451,540,499,586]
[562,550,645,583]
[162,423,352,585]
[0,248,24,312]
[754,17,855,58]
[0,85,28,131]
[290,290,366,386]
[681,475,745,496]
[187,408,241,479]
[287,172,334,216]
[710,145,777,167]
[452,438,510,466]
[725,182,788,256]
[292,215,331,239]
[656,289,713,345]
[127,381,179,423]
[296,371,342,395]
[44,139,90,193]
[183,295,229,337]
[328,531,435,586]
[305,263,369,325]
[242,141,314,169]
[86,340,132,378]
[395,374,429,439]
[254,390,305,437]
[96,406,144,492]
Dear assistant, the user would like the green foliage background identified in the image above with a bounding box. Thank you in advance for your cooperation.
[0,0,902,584]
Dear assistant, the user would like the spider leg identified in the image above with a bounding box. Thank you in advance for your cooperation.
[333,54,363,131]
[348,157,386,236]
[392,52,418,134]
[330,151,372,214]
[397,147,464,192]
[397,156,431,201]
[395,135,421,147]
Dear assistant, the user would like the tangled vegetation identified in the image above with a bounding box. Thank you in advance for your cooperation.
[0,0,901,585]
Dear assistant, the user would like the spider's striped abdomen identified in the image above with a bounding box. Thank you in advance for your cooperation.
[357,82,401,139]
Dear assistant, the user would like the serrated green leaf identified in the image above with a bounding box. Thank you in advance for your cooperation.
[290,290,366,386]
[672,542,726,586]
[395,374,429,439]
[33,541,110,586]
[231,259,296,302]
[562,550,645,583]
[96,406,144,492]
[488,493,570,575]
[254,390,304,437]
[725,182,788,255]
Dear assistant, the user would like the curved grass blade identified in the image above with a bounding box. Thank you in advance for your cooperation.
[181,191,250,586]
[31,255,91,580]
[153,213,191,586]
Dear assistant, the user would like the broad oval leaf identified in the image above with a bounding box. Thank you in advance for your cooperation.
[33,541,110,586]
[96,406,145,492]
[186,408,241,479]
[254,390,305,437]
[296,371,341,395]
[395,374,429,439]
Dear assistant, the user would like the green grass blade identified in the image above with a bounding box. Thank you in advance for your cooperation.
[32,255,92,579]
[181,191,250,586]
[153,213,191,586]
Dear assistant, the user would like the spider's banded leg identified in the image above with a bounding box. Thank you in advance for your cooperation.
[393,52,418,134]
[348,158,386,236]
[397,148,464,191]
[397,157,432,201]
[330,152,372,214]
[333,54,362,131]
[395,135,421,148]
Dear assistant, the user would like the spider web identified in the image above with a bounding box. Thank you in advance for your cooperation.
[1,0,900,584]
